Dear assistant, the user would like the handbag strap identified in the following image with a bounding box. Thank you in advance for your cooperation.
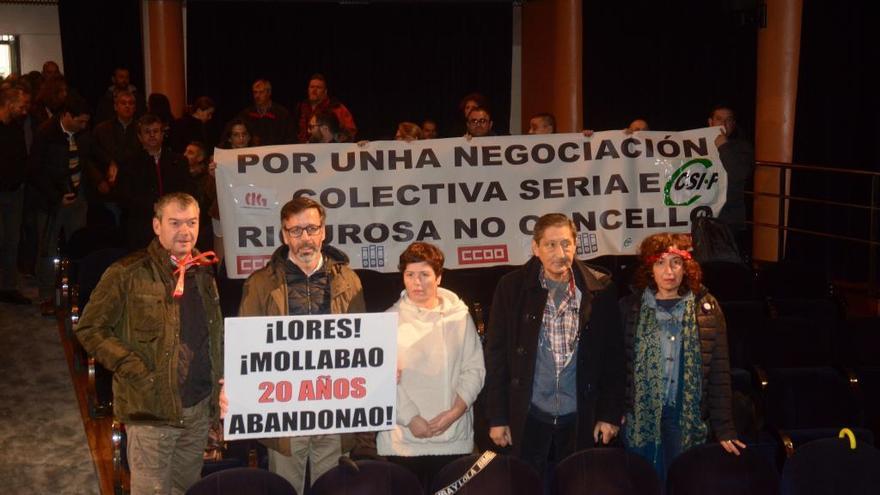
[434,450,497,495]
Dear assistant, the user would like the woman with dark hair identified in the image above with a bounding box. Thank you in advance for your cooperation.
[170,95,220,153]
[218,118,253,149]
[206,118,253,262]
[377,242,485,491]
[620,232,744,481]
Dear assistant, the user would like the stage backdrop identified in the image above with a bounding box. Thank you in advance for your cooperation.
[215,127,726,278]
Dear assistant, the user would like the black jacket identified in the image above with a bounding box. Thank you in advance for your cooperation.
[620,288,737,441]
[118,147,195,249]
[169,114,221,153]
[26,117,94,212]
[717,137,754,230]
[92,118,140,170]
[484,256,625,455]
[0,119,27,191]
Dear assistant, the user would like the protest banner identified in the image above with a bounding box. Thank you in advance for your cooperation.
[223,312,398,441]
[215,127,725,278]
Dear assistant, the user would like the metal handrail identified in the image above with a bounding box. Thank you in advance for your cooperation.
[751,161,879,294]
[755,160,880,178]
[747,190,880,212]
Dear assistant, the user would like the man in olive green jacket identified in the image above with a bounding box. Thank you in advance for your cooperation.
[237,196,366,494]
[76,192,223,495]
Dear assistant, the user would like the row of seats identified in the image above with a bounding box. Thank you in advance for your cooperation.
[729,366,878,468]
[184,440,880,495]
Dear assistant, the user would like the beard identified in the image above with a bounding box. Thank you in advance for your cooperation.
[294,240,320,258]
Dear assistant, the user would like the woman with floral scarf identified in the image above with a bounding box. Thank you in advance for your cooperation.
[620,233,745,480]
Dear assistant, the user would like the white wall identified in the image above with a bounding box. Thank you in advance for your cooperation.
[0,3,63,74]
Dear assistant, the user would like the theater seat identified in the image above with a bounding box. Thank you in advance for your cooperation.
[858,366,880,444]
[311,458,421,495]
[757,262,833,301]
[666,443,780,495]
[752,303,838,367]
[186,467,296,495]
[722,301,769,368]
[846,318,880,366]
[552,448,660,495]
[764,367,863,431]
[780,435,880,495]
[431,453,541,495]
[763,367,873,453]
[701,261,758,302]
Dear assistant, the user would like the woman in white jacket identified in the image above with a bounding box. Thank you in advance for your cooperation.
[377,242,486,491]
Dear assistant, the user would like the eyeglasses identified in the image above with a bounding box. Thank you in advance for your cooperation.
[285,224,323,238]
[468,118,490,126]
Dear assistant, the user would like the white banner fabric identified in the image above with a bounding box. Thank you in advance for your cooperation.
[215,127,725,278]
[223,312,398,441]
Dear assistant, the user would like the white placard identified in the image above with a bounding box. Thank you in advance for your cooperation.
[223,312,398,441]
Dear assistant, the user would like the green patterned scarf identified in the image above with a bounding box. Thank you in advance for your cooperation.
[625,290,707,467]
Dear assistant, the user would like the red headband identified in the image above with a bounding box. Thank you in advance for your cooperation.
[647,246,692,265]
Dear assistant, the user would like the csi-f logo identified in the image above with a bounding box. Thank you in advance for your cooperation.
[245,192,267,207]
[663,158,720,206]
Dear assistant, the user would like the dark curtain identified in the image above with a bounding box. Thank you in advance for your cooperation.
[185,2,512,140]
[57,0,145,112]
[582,0,757,138]
[785,1,880,281]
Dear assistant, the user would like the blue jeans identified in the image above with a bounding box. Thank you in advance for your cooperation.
[658,404,683,483]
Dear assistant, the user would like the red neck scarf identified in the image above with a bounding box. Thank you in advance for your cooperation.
[170,251,219,298]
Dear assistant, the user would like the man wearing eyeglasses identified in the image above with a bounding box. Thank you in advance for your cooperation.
[465,106,495,138]
[237,196,368,494]
[306,110,343,144]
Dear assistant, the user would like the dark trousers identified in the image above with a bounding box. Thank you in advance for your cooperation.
[386,454,462,494]
[519,410,577,482]
[658,404,683,484]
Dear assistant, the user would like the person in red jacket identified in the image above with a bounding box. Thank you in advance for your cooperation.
[296,73,357,143]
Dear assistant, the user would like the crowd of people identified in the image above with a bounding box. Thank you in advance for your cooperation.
[1,61,756,494]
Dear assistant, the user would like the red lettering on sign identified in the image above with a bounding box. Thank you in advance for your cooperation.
[237,255,272,275]
[457,245,509,265]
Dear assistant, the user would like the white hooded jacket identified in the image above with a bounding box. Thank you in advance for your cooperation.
[377,287,486,456]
